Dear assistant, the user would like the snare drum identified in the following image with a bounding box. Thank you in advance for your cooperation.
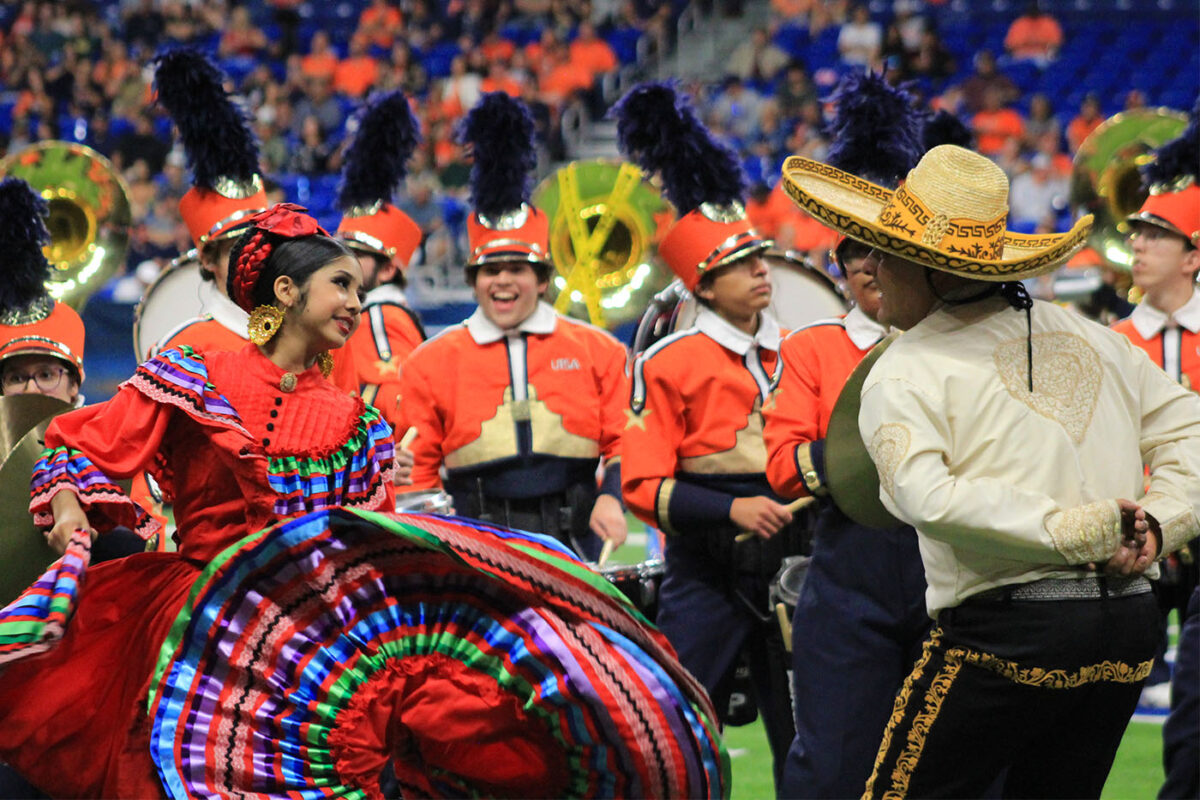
[599,558,665,620]
[395,489,454,515]
[133,256,207,359]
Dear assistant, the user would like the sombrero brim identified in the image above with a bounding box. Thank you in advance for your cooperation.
[781,156,1093,282]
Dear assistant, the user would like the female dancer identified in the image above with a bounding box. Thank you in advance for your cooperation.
[0,204,725,799]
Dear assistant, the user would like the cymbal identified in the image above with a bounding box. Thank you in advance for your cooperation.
[824,333,902,529]
[0,394,72,463]
[0,417,61,606]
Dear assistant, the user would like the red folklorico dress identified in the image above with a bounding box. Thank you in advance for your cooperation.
[0,345,727,800]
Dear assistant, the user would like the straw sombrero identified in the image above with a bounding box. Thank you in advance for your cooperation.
[782,145,1093,281]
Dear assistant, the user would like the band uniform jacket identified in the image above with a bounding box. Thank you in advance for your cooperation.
[347,284,426,428]
[1111,291,1200,391]
[622,306,788,534]
[763,306,888,499]
[396,301,628,499]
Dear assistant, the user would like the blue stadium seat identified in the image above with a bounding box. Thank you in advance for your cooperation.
[607,28,643,65]
[773,24,809,58]
[421,42,461,79]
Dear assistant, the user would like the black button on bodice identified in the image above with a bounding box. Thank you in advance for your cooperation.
[266,423,275,431]
[270,409,278,418]
[239,446,250,456]
[274,397,282,406]
[262,438,270,447]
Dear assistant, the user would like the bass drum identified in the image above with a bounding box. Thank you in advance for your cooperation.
[132,256,206,360]
[395,489,454,515]
[632,251,847,355]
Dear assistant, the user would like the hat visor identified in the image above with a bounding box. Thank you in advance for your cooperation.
[781,156,1093,282]
[703,238,772,275]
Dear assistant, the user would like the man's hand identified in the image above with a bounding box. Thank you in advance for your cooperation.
[730,496,793,539]
[392,446,414,486]
[589,494,628,548]
[1096,499,1160,576]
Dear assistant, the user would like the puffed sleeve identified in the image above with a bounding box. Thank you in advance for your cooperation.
[858,374,1123,565]
[764,330,828,500]
[31,384,173,538]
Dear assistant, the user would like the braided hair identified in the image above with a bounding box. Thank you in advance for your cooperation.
[227,227,354,311]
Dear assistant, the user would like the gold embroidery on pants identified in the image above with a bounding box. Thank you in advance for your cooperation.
[956,648,1154,686]
[864,627,943,799]
[886,650,963,797]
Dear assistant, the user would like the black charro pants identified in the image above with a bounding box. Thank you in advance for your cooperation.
[864,589,1160,799]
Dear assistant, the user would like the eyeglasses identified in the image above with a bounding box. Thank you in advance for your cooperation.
[3,365,70,393]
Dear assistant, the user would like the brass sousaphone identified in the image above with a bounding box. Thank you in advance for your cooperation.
[532,159,674,329]
[0,141,133,309]
[1070,108,1188,270]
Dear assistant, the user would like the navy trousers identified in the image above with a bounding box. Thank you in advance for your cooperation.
[779,506,929,799]
[1160,587,1200,799]
[656,535,796,790]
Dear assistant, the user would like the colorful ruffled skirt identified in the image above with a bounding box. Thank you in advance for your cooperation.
[0,509,728,799]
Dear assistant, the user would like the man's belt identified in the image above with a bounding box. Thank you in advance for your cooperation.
[969,575,1152,603]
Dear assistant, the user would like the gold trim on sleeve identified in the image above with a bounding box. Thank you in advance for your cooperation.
[796,443,826,496]
[867,423,911,498]
[656,478,679,536]
[1044,500,1121,564]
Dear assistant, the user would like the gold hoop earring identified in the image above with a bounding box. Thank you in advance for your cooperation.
[316,352,334,378]
[248,305,285,346]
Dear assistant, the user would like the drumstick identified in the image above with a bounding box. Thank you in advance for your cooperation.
[735,496,817,542]
[399,426,418,449]
[597,538,616,567]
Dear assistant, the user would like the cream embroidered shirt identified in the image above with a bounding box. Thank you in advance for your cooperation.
[859,296,1200,617]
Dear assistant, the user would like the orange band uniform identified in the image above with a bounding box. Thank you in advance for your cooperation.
[347,300,425,427]
[763,315,878,500]
[396,317,628,492]
[622,323,785,535]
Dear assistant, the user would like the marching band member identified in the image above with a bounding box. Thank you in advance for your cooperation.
[336,90,427,429]
[1110,104,1200,712]
[614,82,801,789]
[0,177,150,563]
[149,48,270,358]
[762,72,931,799]
[784,138,1197,796]
[396,92,629,559]
[0,203,726,799]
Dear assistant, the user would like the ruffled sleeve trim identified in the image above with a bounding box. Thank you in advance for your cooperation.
[31,446,161,540]
[123,347,249,436]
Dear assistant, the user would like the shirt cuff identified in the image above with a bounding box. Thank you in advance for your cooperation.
[1140,492,1200,557]
[600,458,624,506]
[1044,499,1122,564]
[795,439,829,497]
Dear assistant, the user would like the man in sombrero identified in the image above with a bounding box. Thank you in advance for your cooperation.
[782,143,1200,796]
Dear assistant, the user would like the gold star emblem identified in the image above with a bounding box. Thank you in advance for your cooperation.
[374,356,400,376]
[764,387,781,412]
[624,407,652,430]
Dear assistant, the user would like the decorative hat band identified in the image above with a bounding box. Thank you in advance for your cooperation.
[336,204,422,264]
[1130,184,1200,246]
[659,210,770,290]
[343,230,390,256]
[0,335,82,370]
[206,207,266,243]
[879,184,1007,262]
[0,295,54,327]
[466,207,550,268]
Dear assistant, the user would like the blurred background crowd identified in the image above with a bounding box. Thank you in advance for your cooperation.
[0,0,1196,392]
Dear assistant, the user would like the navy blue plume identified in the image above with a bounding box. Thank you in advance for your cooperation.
[611,81,746,214]
[338,90,421,211]
[0,177,51,314]
[824,71,923,189]
[1141,97,1200,191]
[922,109,974,152]
[153,47,260,190]
[459,92,537,218]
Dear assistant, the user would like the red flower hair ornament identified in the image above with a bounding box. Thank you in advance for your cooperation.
[230,204,332,311]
